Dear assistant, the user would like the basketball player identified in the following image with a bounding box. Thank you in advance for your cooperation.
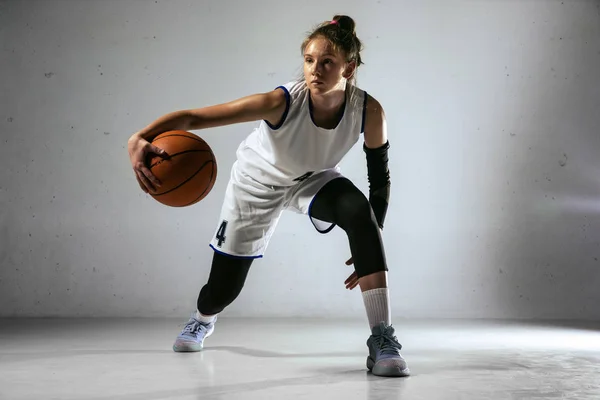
[127,15,409,377]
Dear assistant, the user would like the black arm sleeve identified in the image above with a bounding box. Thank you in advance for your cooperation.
[364,140,391,229]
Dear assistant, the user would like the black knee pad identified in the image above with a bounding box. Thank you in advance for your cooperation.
[197,252,252,315]
[312,178,387,278]
[329,179,378,233]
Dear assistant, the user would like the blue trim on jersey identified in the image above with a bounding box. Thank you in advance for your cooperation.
[360,91,368,133]
[209,244,263,259]
[307,196,337,234]
[264,85,291,130]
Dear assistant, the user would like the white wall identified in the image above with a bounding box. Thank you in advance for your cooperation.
[2,0,600,319]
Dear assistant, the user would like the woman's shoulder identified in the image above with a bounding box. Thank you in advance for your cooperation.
[348,85,385,111]
[277,79,308,98]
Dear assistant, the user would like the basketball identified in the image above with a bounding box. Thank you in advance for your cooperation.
[146,130,217,207]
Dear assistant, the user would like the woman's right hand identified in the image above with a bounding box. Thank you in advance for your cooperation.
[127,133,168,193]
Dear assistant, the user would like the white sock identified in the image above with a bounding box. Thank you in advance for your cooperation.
[195,310,217,324]
[362,288,391,329]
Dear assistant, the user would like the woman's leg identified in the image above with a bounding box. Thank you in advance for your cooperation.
[310,177,388,290]
[196,251,253,316]
[309,176,410,377]
[173,251,253,352]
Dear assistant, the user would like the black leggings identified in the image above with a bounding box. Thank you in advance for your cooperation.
[197,177,388,315]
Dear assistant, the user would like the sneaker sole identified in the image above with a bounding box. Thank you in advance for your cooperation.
[367,356,411,377]
[173,342,203,352]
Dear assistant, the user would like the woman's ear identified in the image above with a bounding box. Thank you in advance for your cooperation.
[343,60,357,80]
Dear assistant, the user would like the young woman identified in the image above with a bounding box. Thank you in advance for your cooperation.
[127,15,409,377]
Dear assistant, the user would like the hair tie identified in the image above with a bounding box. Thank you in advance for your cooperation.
[330,20,338,25]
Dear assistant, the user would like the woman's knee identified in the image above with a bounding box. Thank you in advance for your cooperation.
[197,284,242,315]
[335,186,377,231]
[197,252,252,315]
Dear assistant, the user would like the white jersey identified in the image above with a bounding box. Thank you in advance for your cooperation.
[235,80,368,187]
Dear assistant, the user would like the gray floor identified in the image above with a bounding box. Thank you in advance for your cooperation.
[1,318,600,400]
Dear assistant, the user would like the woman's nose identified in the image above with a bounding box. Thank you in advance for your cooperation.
[312,62,322,75]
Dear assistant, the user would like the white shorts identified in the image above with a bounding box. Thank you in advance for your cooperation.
[209,161,342,258]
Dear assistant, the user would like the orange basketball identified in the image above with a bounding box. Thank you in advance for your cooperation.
[147,130,217,207]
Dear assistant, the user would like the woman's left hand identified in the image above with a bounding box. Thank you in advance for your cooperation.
[344,257,359,290]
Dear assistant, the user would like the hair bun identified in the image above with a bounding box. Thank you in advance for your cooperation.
[332,15,356,34]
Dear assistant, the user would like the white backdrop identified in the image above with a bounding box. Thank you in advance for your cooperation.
[2,0,600,319]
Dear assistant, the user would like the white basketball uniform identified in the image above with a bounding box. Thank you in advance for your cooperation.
[209,80,368,258]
